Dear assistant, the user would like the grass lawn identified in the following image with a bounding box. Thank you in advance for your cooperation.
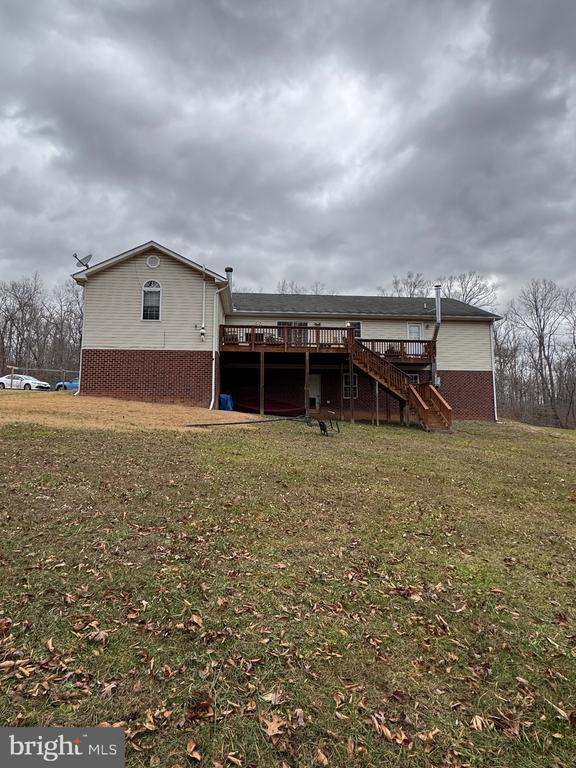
[0,410,574,767]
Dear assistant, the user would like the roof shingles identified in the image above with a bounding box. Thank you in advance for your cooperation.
[231,293,499,319]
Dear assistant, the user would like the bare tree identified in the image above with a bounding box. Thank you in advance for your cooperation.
[0,276,82,382]
[438,271,497,308]
[276,279,338,295]
[509,280,568,426]
[379,272,432,297]
[309,281,338,296]
[276,279,305,295]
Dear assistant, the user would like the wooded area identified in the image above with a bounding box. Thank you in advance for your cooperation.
[1,271,574,428]
[0,275,82,383]
[495,280,576,428]
[384,272,576,429]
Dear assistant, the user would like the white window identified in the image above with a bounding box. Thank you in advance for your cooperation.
[408,373,420,385]
[142,280,161,320]
[348,321,362,338]
[343,372,358,399]
[407,323,422,340]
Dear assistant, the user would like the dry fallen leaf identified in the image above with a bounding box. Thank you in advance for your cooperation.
[261,714,286,739]
[470,714,491,732]
[186,739,202,762]
[261,688,284,705]
[186,699,214,721]
[316,748,329,766]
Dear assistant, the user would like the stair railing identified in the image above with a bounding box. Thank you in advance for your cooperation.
[407,384,430,424]
[351,338,411,397]
[428,385,453,428]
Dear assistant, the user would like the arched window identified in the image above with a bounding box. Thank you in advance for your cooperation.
[142,280,161,320]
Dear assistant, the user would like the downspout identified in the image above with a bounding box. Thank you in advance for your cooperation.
[209,284,228,410]
[490,319,498,421]
[74,283,87,397]
[200,265,207,342]
[432,284,441,387]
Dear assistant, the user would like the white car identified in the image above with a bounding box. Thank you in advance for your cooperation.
[0,374,51,391]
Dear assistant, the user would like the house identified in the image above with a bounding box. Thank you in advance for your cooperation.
[73,241,500,431]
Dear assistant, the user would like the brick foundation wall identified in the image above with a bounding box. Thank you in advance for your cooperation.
[221,364,403,422]
[220,359,496,422]
[438,370,495,420]
[80,349,214,407]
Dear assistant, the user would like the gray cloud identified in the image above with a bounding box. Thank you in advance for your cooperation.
[0,0,574,301]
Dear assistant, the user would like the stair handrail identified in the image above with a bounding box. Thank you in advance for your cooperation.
[351,339,411,397]
[428,385,453,428]
[407,384,430,424]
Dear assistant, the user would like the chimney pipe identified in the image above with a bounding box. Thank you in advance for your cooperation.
[225,266,233,293]
[434,284,442,325]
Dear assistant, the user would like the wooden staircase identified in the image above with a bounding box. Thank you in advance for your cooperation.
[350,340,453,432]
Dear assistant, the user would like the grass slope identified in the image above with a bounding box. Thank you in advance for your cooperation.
[0,419,574,767]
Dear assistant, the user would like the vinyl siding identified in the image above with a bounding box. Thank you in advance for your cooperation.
[224,314,493,370]
[436,321,493,371]
[82,249,221,351]
[224,315,420,337]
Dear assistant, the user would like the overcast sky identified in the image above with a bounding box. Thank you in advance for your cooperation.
[0,0,575,298]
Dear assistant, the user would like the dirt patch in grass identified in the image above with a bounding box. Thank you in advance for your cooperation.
[0,418,574,767]
[0,391,259,432]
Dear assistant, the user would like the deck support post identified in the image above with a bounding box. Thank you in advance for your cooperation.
[375,380,380,426]
[304,351,310,418]
[259,351,265,416]
[348,353,355,424]
[400,400,406,426]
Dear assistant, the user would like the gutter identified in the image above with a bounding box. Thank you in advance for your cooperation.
[229,311,500,321]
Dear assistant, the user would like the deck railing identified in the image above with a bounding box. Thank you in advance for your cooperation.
[360,339,435,362]
[220,325,435,361]
[220,325,349,351]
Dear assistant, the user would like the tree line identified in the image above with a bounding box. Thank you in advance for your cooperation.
[1,269,574,428]
[384,271,576,429]
[0,275,82,383]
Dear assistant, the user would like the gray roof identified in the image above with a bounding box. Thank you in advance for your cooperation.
[231,293,500,320]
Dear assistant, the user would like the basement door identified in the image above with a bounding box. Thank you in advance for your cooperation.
[309,374,321,413]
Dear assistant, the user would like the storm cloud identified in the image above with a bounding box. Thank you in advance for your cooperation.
[0,0,574,298]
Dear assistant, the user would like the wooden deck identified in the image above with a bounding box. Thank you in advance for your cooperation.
[220,325,435,364]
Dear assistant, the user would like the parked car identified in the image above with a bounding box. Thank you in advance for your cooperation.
[55,377,79,391]
[0,374,51,390]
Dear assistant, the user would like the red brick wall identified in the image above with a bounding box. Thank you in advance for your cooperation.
[221,366,306,415]
[220,365,495,422]
[80,349,214,406]
[83,350,495,421]
[437,370,495,420]
[221,363,403,422]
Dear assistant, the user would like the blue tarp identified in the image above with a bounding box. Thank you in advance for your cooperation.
[219,393,234,411]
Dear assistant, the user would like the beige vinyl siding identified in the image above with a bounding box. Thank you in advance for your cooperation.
[225,315,427,337]
[436,321,493,371]
[225,314,493,370]
[82,251,221,351]
[358,319,435,338]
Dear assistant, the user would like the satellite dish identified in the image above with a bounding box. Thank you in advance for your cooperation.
[73,253,93,269]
